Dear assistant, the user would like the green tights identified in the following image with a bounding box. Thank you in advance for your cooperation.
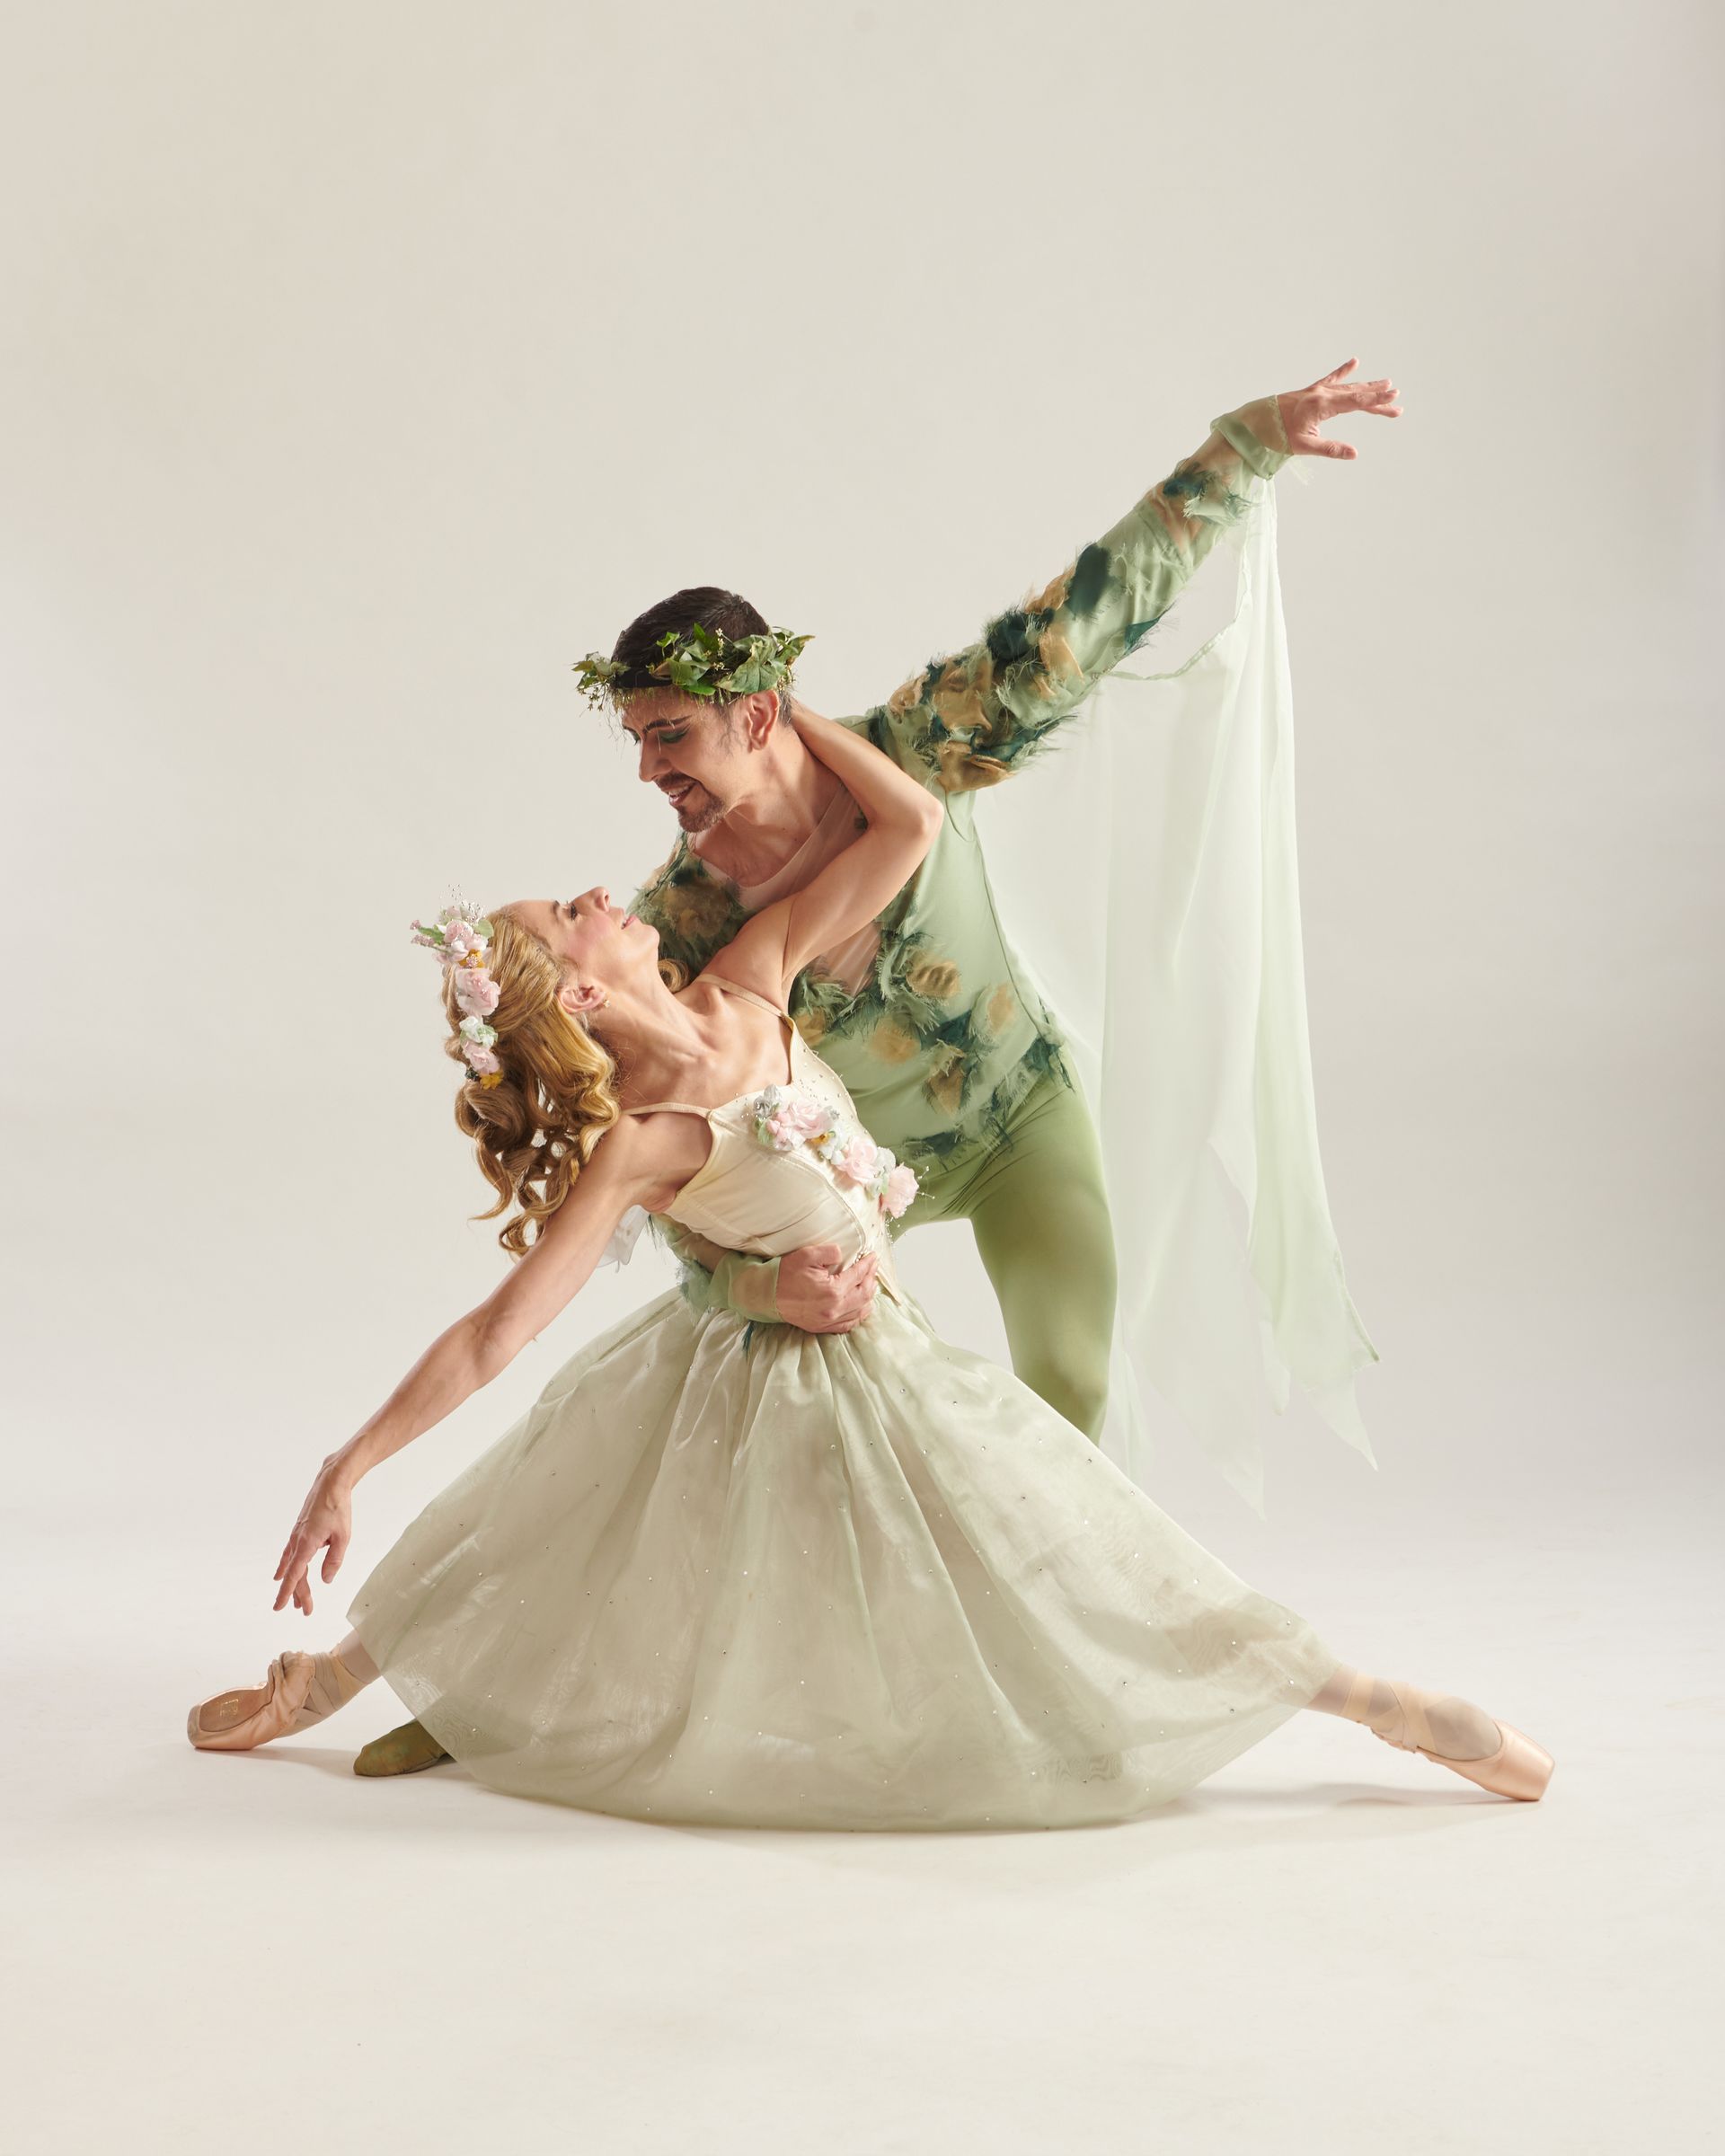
[898,1074,1118,1441]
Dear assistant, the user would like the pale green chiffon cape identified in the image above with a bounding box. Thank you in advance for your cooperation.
[995,478,1378,1510]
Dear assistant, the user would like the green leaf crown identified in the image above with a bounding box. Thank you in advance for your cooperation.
[572,622,812,709]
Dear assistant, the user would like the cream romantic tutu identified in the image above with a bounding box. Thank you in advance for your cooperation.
[346,984,1339,1830]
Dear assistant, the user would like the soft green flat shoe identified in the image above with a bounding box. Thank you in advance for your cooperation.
[353,1718,452,1777]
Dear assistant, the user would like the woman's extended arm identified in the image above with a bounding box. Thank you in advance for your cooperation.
[271,1115,680,1615]
[708,705,943,1005]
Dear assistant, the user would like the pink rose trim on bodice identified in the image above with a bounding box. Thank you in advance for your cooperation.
[745,1082,919,1220]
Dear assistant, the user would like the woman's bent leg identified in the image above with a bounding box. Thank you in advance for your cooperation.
[353,1719,451,1777]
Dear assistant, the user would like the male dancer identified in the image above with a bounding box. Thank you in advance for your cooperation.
[611,361,1396,1438]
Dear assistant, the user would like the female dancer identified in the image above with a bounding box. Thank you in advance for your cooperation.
[188,706,1552,1826]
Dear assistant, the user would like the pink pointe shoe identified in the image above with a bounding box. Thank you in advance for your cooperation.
[1349,1675,1554,1801]
[187,1651,317,1752]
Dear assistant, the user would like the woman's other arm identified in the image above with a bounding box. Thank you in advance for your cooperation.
[708,705,943,1005]
[271,1115,687,1614]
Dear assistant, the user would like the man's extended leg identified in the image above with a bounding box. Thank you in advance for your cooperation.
[961,1082,1119,1441]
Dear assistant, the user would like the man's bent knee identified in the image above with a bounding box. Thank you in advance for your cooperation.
[1014,1349,1110,1445]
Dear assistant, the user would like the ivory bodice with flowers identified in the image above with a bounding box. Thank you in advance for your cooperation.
[655,1019,916,1303]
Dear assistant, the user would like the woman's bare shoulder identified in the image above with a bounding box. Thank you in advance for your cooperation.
[609,1094,713,1211]
[687,911,793,1009]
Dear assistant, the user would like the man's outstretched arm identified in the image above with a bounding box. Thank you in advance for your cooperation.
[869,359,1398,792]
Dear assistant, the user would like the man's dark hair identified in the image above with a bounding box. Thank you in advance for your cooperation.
[609,587,785,718]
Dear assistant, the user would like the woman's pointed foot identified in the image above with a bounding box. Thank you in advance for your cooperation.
[1347,1674,1553,1801]
[354,1718,451,1778]
[1422,1719,1553,1802]
[187,1652,317,1752]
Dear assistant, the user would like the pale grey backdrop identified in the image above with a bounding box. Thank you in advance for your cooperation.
[3,5,1720,2152]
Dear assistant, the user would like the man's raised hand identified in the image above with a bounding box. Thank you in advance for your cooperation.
[1277,358,1402,460]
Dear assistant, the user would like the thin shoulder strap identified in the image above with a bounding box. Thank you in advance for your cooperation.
[705,974,791,1021]
[632,976,791,1116]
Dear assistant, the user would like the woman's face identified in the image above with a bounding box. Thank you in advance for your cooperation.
[506,888,660,1006]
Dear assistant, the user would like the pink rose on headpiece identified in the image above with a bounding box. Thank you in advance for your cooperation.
[463,1042,500,1076]
[834,1135,880,1187]
[453,968,500,1017]
[881,1164,918,1219]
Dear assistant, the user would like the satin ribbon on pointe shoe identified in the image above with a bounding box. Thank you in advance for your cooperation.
[186,1652,318,1752]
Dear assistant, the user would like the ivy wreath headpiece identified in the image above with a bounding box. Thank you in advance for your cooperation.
[572,622,812,710]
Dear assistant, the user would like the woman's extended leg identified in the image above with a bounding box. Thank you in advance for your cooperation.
[1308,1664,1553,1799]
[186,1631,379,1752]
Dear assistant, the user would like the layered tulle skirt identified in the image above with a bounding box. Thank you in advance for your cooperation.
[347,1290,1337,1830]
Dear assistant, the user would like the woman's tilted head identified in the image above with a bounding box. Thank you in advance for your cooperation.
[413,891,672,1258]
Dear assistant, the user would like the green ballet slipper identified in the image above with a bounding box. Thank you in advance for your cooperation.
[353,1718,451,1777]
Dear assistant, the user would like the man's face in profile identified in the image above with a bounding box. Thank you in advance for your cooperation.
[618,690,766,835]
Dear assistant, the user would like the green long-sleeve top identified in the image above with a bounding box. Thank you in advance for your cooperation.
[632,397,1290,1208]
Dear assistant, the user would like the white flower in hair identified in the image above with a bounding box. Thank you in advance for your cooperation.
[453,967,500,1017]
[411,897,504,1087]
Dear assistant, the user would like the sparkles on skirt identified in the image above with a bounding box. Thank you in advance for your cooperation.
[347,1288,1337,1830]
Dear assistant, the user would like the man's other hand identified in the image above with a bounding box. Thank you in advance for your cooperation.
[777,1243,879,1332]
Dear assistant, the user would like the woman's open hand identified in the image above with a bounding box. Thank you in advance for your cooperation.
[273,1460,354,1615]
[1277,358,1402,460]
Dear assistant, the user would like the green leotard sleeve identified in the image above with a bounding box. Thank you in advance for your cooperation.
[867,396,1289,793]
[667,1220,784,1325]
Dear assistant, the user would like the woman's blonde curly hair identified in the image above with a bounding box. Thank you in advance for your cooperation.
[441,906,683,1258]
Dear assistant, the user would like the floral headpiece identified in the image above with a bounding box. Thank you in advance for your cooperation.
[572,622,812,710]
[411,903,504,1087]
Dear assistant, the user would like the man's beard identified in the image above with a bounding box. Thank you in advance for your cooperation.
[669,782,726,835]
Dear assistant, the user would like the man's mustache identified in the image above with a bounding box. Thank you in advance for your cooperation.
[655,776,722,828]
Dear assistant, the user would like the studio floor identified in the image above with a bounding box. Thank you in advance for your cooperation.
[6,1488,1714,2156]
